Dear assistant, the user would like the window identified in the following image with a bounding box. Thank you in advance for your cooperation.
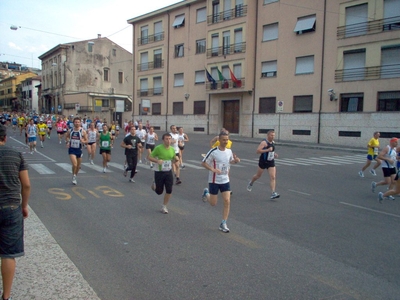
[153,76,162,95]
[343,49,365,81]
[154,21,163,41]
[235,0,244,17]
[152,103,161,115]
[294,15,316,34]
[345,4,368,37]
[197,7,207,23]
[141,25,149,44]
[212,1,220,23]
[118,72,123,84]
[234,28,243,52]
[263,23,278,41]
[340,93,363,112]
[172,14,185,28]
[194,100,206,114]
[223,31,230,55]
[102,99,109,107]
[259,97,276,113]
[264,0,278,4]
[175,44,184,58]
[211,34,219,56]
[140,52,148,71]
[104,68,109,81]
[383,0,400,31]
[88,42,93,52]
[174,73,184,87]
[295,55,314,75]
[154,49,162,68]
[294,95,313,112]
[381,46,400,79]
[262,61,277,77]
[233,64,242,78]
[195,70,205,84]
[223,0,232,20]
[196,39,206,54]
[378,91,400,111]
[140,78,148,96]
[112,49,116,56]
[173,102,183,115]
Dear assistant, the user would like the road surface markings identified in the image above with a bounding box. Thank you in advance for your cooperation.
[55,163,86,174]
[29,164,56,175]
[340,202,400,218]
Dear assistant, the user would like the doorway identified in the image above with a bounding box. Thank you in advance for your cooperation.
[223,100,240,133]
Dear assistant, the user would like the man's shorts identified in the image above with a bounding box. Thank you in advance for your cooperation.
[382,167,396,177]
[57,131,64,135]
[100,149,111,155]
[0,205,24,258]
[208,182,231,195]
[68,148,83,158]
[367,154,378,160]
[154,170,173,195]
[28,136,37,143]
[146,144,155,150]
[258,159,275,169]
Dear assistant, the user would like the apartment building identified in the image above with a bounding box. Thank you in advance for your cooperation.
[128,0,400,147]
[39,35,133,125]
[17,76,41,113]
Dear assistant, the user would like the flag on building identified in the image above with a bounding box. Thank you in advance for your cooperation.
[229,68,242,88]
[205,68,217,89]
[217,68,229,88]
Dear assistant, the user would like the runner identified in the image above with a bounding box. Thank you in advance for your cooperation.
[201,131,240,233]
[169,125,182,184]
[65,117,88,185]
[177,126,189,169]
[37,119,48,148]
[359,131,381,177]
[148,133,179,214]
[98,124,113,173]
[86,122,98,165]
[110,121,116,148]
[246,130,280,200]
[56,117,67,144]
[11,114,17,133]
[46,116,53,139]
[115,121,120,139]
[136,122,147,163]
[26,119,38,154]
[145,126,158,168]
[18,114,25,136]
[121,126,142,182]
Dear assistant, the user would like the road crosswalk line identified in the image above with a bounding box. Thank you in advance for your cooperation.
[82,163,113,172]
[55,163,86,174]
[29,164,56,175]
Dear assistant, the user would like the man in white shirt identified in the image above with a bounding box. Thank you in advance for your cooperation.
[169,125,182,184]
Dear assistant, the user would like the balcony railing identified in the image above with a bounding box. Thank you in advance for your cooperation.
[137,60,164,71]
[207,5,247,25]
[137,32,165,46]
[335,64,400,82]
[205,78,245,91]
[337,16,400,39]
[136,88,164,97]
[206,42,246,58]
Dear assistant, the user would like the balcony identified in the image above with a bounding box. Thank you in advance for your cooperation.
[335,64,400,82]
[207,5,247,25]
[337,16,400,39]
[207,42,246,58]
[137,32,165,46]
[206,78,245,91]
[136,88,164,97]
[137,60,164,72]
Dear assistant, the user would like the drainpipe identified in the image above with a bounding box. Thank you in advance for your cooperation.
[166,12,170,131]
[318,0,327,144]
[251,0,259,138]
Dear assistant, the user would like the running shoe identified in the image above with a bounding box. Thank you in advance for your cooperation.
[123,169,127,177]
[388,195,395,201]
[378,192,384,203]
[103,167,106,173]
[271,192,280,199]
[202,188,209,202]
[161,205,168,214]
[139,160,142,164]
[219,222,230,233]
[90,160,94,165]
[129,178,135,183]
[150,163,153,168]
[371,181,376,193]
[181,164,185,169]
[72,175,77,185]
[247,181,253,192]
[358,171,364,178]
[176,179,182,185]
[59,140,61,144]
[370,169,377,176]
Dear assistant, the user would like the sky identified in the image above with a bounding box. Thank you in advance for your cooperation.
[0,0,183,69]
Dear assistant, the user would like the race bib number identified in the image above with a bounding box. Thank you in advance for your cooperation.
[111,130,115,134]
[39,127,46,132]
[217,163,228,175]
[373,147,378,155]
[161,160,172,171]
[267,152,275,161]
[149,137,154,143]
[101,141,110,148]
[70,139,80,148]
[57,126,62,131]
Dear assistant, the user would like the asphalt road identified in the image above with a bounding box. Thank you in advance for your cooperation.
[9,130,400,299]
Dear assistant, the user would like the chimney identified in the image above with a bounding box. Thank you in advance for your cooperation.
[97,34,101,39]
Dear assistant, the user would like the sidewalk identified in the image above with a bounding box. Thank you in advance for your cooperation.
[9,209,100,300]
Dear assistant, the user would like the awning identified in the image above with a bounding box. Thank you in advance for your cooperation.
[172,15,185,27]
[294,15,316,33]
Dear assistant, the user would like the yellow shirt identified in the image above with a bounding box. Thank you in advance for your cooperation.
[18,117,25,125]
[212,140,233,149]
[367,137,379,156]
[38,123,48,135]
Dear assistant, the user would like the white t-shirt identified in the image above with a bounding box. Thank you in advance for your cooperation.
[170,132,179,154]
[202,147,233,184]
[136,129,147,143]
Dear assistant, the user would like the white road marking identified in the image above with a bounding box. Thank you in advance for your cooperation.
[340,202,400,218]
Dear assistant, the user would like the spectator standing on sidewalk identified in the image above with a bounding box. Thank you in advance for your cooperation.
[359,131,381,177]
[246,130,280,200]
[0,124,31,300]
